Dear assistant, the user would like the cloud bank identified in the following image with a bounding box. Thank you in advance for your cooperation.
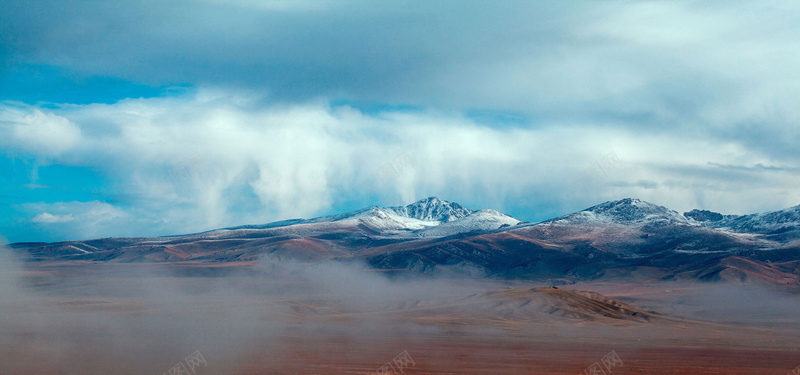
[2,90,798,241]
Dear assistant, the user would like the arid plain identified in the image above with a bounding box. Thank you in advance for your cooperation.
[2,259,799,375]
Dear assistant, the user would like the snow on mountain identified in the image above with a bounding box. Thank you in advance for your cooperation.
[387,197,473,222]
[551,198,690,226]
[310,197,527,237]
[688,205,800,235]
[242,196,506,236]
[335,206,442,232]
[347,198,519,236]
[199,197,496,238]
[417,209,521,237]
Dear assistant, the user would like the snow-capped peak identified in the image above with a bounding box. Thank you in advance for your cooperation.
[309,197,521,236]
[554,198,689,225]
[589,198,686,222]
[388,197,473,222]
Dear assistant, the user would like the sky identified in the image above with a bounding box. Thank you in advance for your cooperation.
[2,0,800,242]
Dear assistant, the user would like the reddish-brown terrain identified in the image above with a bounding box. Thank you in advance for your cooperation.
[2,261,799,374]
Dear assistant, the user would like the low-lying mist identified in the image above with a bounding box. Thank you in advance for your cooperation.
[3,244,800,374]
[0,247,515,374]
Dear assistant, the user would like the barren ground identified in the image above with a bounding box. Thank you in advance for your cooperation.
[2,263,799,374]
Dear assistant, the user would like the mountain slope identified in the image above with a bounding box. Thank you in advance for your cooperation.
[417,209,521,237]
[9,197,519,262]
[388,196,473,222]
[9,197,800,286]
[686,205,800,243]
[364,198,800,284]
[564,198,690,225]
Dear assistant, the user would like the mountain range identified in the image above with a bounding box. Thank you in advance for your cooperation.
[10,197,800,286]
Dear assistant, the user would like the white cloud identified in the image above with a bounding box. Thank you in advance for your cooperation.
[0,103,81,157]
[3,89,799,240]
[31,213,74,223]
[23,201,128,240]
[586,2,734,46]
[5,1,800,157]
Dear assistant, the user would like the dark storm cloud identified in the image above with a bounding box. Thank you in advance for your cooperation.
[2,1,798,123]
[0,1,656,106]
[2,1,570,104]
[3,1,798,137]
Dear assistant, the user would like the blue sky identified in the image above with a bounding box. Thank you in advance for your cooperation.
[2,0,800,242]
